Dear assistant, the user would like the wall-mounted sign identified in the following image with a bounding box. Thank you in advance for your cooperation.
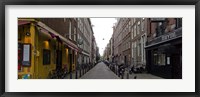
[22,44,31,66]
[146,28,182,47]
[161,32,176,41]
[150,18,166,22]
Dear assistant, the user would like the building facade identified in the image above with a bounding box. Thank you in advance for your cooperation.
[112,18,132,67]
[130,18,148,69]
[145,18,182,79]
[91,35,97,65]
[18,18,96,79]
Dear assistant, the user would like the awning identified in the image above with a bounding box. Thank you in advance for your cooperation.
[18,19,36,26]
[81,51,90,56]
[18,20,30,26]
[67,43,79,52]
[37,21,79,51]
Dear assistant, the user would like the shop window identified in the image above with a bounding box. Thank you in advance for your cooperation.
[43,49,51,65]
[18,43,23,71]
[153,51,166,66]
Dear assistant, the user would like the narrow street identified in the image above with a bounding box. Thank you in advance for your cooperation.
[18,18,182,79]
[80,62,119,79]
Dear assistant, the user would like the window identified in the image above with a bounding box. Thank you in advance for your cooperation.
[129,21,131,32]
[77,18,80,28]
[74,27,77,41]
[69,21,72,39]
[134,41,137,48]
[137,41,140,56]
[18,43,23,71]
[131,19,134,25]
[132,43,134,58]
[137,21,140,35]
[153,52,166,66]
[131,27,134,39]
[176,18,182,28]
[141,19,145,31]
[134,25,136,37]
[43,49,51,65]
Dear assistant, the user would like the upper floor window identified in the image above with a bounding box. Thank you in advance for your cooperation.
[69,21,72,39]
[137,21,141,35]
[131,27,134,39]
[141,19,145,32]
[176,18,182,28]
[74,27,77,41]
[134,25,136,37]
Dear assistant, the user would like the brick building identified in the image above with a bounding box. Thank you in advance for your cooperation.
[18,18,96,79]
[145,18,182,79]
[111,18,131,67]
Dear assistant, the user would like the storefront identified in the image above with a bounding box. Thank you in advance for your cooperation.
[18,19,79,79]
[145,27,182,79]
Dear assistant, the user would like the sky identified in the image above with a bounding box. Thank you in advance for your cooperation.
[90,18,117,56]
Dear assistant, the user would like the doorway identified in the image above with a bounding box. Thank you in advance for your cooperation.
[171,45,182,79]
[56,50,62,70]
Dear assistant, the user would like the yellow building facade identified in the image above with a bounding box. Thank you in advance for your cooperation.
[18,19,77,79]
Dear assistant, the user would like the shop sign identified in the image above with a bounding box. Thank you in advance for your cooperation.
[161,32,176,41]
[146,28,182,47]
[150,18,165,22]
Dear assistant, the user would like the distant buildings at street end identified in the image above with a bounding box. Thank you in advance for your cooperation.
[103,18,182,79]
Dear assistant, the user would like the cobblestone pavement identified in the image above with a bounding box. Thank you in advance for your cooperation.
[80,62,120,79]
[128,73,163,79]
[64,71,78,79]
[121,71,163,79]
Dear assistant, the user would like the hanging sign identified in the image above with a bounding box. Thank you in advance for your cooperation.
[22,44,31,66]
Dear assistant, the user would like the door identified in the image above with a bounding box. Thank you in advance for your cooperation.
[170,44,182,79]
[171,53,182,79]
[124,56,127,66]
[56,50,62,70]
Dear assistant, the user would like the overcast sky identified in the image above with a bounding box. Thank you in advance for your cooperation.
[90,18,117,56]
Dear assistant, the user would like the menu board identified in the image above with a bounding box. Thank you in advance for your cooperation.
[22,44,31,66]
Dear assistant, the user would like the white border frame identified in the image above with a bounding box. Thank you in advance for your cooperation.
[5,5,195,92]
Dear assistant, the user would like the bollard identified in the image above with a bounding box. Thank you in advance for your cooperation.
[75,70,78,79]
[70,72,72,79]
[121,74,124,79]
[127,73,129,79]
[79,69,81,78]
